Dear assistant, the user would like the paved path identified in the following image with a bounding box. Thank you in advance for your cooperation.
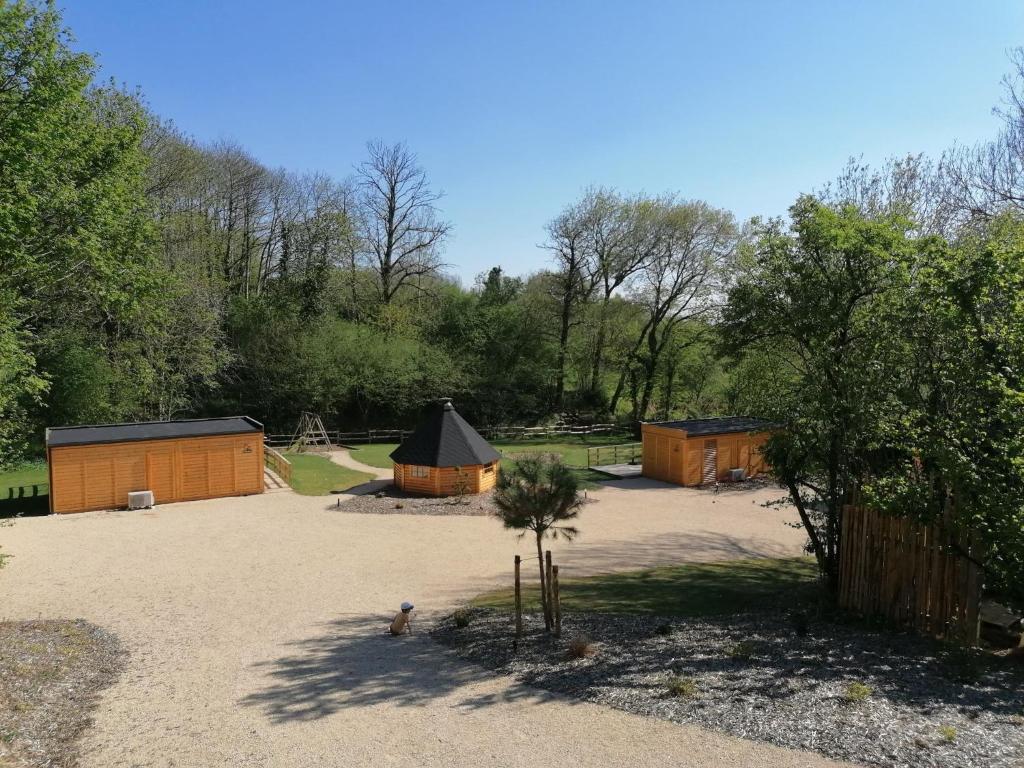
[328,448,393,480]
[0,481,846,768]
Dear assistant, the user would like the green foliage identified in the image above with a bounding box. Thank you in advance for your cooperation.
[843,681,873,703]
[493,455,584,542]
[666,675,698,698]
[452,609,472,628]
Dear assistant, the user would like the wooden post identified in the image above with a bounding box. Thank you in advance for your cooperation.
[545,550,554,631]
[552,564,562,637]
[514,555,523,638]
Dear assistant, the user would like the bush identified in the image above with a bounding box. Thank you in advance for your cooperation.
[452,609,471,628]
[654,623,673,636]
[565,635,596,659]
[727,640,758,660]
[666,675,698,698]
[844,681,873,703]
[938,725,957,743]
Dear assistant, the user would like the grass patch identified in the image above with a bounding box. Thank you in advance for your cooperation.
[0,461,49,518]
[284,453,376,496]
[844,681,873,703]
[666,674,699,698]
[352,434,630,490]
[472,557,819,617]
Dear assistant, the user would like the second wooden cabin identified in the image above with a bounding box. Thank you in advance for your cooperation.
[641,416,772,486]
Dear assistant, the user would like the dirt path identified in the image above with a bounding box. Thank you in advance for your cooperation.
[0,481,846,768]
[328,448,392,480]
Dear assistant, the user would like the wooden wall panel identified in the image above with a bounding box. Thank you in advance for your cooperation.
[49,433,263,514]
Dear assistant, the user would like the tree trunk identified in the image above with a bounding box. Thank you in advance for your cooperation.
[554,291,573,408]
[536,534,551,631]
[589,295,611,397]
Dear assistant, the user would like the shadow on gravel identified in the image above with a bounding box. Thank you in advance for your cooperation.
[240,614,565,723]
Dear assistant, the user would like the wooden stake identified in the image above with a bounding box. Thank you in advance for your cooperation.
[514,555,523,638]
[552,564,562,637]
[545,550,554,631]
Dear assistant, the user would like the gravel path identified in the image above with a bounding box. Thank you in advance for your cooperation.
[435,610,1024,768]
[0,480,843,767]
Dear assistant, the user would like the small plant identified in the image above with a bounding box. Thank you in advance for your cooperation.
[789,609,809,637]
[666,675,698,698]
[654,623,673,636]
[394,502,404,509]
[843,681,873,703]
[727,640,758,660]
[452,609,471,628]
[938,725,957,743]
[566,635,596,659]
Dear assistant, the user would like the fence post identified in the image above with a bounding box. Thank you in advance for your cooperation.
[545,550,554,631]
[552,564,561,637]
[514,555,523,638]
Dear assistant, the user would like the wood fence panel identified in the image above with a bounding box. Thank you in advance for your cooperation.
[839,504,981,644]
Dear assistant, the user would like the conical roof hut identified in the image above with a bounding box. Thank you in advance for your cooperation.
[390,399,501,496]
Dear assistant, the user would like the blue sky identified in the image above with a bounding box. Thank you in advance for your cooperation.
[65,1,1022,283]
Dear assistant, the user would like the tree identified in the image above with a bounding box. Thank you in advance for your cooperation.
[356,141,450,307]
[721,197,916,592]
[610,199,737,419]
[493,455,584,631]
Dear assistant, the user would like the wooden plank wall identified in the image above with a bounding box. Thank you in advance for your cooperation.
[839,504,982,644]
[394,462,499,496]
[49,434,263,514]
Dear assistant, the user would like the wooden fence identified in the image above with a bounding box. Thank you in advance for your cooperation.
[265,422,621,448]
[839,504,983,644]
[586,442,643,467]
[263,446,293,485]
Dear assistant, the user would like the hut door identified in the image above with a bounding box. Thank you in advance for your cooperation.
[702,440,718,485]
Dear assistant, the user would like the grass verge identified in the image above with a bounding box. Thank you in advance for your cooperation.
[284,453,375,495]
[0,462,49,518]
[472,557,820,617]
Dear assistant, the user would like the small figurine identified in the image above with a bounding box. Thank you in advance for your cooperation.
[389,601,415,635]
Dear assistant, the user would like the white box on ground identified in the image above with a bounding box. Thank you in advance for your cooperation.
[127,490,155,509]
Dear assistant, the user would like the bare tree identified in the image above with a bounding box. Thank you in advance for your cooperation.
[609,199,737,419]
[356,141,450,306]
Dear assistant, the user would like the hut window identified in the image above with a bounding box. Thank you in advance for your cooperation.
[410,465,430,478]
[483,462,494,473]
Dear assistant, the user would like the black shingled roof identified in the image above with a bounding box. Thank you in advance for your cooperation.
[46,416,263,448]
[390,400,501,468]
[645,416,773,437]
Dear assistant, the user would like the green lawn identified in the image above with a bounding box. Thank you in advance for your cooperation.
[351,435,629,491]
[351,433,632,471]
[0,461,50,517]
[472,557,820,617]
[284,453,376,496]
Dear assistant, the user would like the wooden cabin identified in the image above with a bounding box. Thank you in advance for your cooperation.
[46,417,264,514]
[390,400,501,496]
[641,417,772,487]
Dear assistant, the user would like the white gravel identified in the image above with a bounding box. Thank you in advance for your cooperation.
[0,480,845,768]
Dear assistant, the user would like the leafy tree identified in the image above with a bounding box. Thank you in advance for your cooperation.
[493,455,584,631]
[721,197,916,592]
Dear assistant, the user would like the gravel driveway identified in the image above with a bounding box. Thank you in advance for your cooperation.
[0,480,845,768]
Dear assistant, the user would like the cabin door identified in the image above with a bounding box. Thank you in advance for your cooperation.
[702,440,718,485]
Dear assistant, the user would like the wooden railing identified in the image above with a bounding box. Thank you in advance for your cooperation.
[586,443,643,467]
[263,446,293,485]
[839,504,982,645]
[265,423,623,447]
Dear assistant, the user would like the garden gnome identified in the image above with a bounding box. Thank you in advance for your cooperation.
[389,602,414,635]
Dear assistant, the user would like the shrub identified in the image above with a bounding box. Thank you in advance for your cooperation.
[938,725,956,743]
[666,675,698,698]
[394,502,404,509]
[727,640,758,660]
[844,681,873,703]
[655,623,673,636]
[452,609,471,628]
[790,610,809,637]
[566,635,596,659]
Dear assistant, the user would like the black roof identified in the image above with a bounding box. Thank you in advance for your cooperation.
[390,400,501,467]
[46,416,263,448]
[645,416,773,437]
